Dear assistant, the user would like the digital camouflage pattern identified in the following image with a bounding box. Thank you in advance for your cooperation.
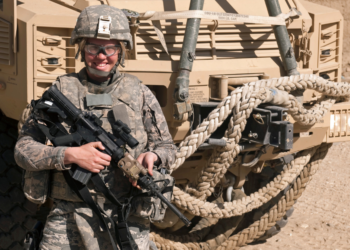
[23,170,50,204]
[14,122,67,171]
[71,5,133,49]
[14,67,176,249]
[39,201,149,250]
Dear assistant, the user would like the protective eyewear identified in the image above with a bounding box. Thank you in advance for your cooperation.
[85,43,121,57]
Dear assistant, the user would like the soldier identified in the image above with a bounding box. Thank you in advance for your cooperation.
[14,5,176,250]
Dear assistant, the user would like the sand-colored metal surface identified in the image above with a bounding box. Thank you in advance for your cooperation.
[1,1,350,248]
[2,0,345,144]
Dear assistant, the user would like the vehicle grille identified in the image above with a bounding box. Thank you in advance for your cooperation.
[328,108,350,138]
[134,20,279,61]
[0,18,12,65]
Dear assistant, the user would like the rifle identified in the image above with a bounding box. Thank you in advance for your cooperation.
[34,85,191,227]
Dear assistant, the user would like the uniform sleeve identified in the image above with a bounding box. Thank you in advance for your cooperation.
[141,85,177,169]
[14,81,69,171]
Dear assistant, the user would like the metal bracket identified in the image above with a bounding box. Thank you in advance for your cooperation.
[97,16,111,40]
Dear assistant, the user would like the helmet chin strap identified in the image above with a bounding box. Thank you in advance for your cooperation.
[86,66,112,77]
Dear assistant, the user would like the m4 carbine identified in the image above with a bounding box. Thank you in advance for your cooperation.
[34,85,191,227]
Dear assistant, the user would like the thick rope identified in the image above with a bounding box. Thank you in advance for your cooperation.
[182,90,333,202]
[167,75,350,218]
[150,143,331,249]
[150,76,344,248]
[171,145,317,218]
[216,143,330,250]
[170,75,350,173]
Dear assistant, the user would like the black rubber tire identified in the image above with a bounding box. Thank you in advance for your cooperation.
[0,114,38,250]
[241,156,296,242]
[254,160,296,242]
[257,207,294,241]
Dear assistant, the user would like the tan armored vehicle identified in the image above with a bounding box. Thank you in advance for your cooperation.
[0,0,349,249]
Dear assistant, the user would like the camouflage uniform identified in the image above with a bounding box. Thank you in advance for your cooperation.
[15,68,177,250]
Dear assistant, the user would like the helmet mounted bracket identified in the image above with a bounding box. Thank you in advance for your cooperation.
[97,16,112,40]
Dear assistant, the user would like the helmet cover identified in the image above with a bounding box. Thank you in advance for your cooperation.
[71,5,132,50]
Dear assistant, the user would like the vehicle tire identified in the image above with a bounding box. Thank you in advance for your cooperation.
[0,113,38,250]
[257,207,294,241]
[242,155,296,242]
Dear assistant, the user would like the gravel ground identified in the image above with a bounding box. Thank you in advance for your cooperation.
[241,142,350,250]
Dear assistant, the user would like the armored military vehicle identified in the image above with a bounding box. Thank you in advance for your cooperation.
[0,0,349,249]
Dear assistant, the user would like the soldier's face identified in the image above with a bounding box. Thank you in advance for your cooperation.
[84,38,120,79]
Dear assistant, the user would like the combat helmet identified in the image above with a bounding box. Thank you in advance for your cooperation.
[71,5,132,77]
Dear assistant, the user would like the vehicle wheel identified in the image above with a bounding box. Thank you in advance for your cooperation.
[257,207,294,241]
[242,155,296,242]
[149,145,330,249]
[0,113,38,250]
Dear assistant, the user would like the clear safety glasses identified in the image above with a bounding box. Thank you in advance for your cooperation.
[85,43,121,57]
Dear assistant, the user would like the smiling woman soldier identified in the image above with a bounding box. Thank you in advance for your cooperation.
[14,5,176,250]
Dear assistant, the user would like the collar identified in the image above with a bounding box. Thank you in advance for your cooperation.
[78,68,123,94]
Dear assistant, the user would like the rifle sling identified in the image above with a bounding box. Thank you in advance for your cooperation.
[62,169,122,250]
[90,173,137,250]
[31,107,137,250]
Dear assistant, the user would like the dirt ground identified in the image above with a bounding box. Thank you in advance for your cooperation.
[241,2,350,248]
[241,142,350,250]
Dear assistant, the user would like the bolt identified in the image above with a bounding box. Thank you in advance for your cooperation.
[248,131,258,139]
[283,112,289,121]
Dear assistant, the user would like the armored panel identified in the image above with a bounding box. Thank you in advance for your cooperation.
[34,27,76,78]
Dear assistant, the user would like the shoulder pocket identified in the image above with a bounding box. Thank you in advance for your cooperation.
[23,170,50,204]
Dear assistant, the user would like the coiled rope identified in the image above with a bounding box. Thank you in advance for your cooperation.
[16,75,347,249]
[151,144,331,249]
[150,74,349,249]
[168,75,350,218]
[171,74,347,173]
